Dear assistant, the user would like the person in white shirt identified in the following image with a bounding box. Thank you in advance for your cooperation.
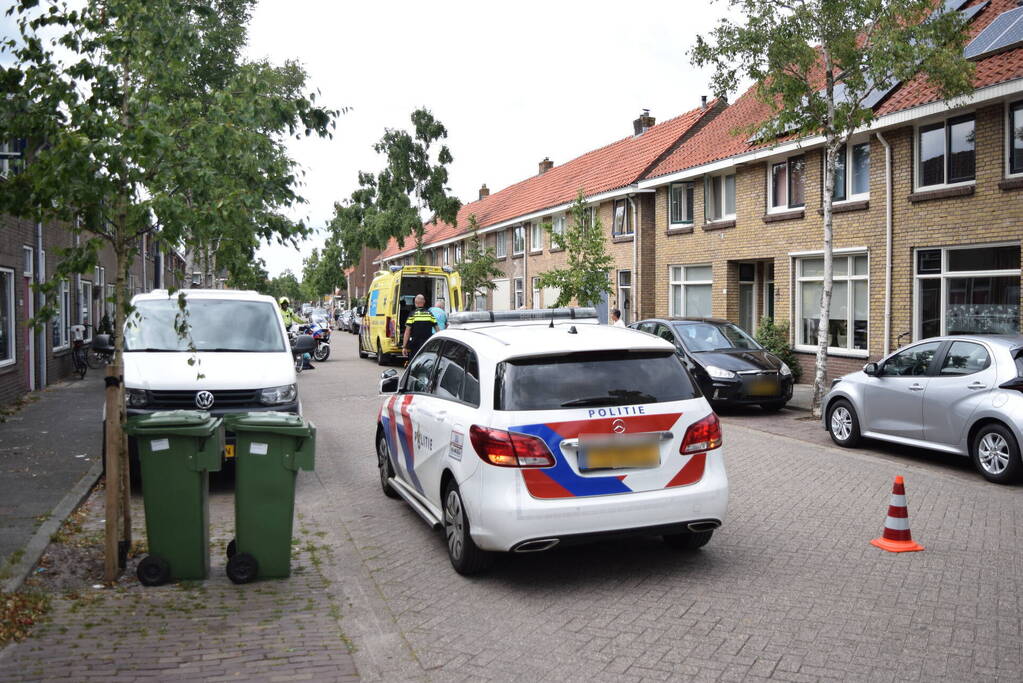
[610,308,626,327]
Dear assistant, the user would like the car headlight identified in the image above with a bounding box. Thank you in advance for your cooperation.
[126,388,149,408]
[779,362,792,376]
[260,384,298,405]
[706,365,736,379]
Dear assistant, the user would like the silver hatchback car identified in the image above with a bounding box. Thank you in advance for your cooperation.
[823,335,1023,484]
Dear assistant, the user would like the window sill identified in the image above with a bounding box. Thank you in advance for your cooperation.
[907,184,974,203]
[549,247,564,253]
[511,253,524,260]
[529,249,543,255]
[763,209,805,223]
[793,345,869,358]
[495,255,507,261]
[998,177,1023,191]
[701,219,735,232]
[818,199,869,215]
[612,234,635,243]
[0,361,15,373]
[666,225,694,236]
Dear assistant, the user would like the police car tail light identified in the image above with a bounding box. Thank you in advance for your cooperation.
[469,425,555,468]
[680,413,722,454]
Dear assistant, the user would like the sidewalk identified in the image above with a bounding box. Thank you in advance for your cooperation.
[0,373,104,590]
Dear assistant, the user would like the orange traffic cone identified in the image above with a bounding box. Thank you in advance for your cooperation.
[870,475,924,553]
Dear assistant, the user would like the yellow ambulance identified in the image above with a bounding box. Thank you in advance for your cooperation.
[358,265,462,364]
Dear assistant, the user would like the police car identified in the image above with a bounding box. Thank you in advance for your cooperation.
[375,308,729,575]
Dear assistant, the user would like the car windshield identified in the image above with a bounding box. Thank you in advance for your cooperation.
[673,322,761,353]
[495,350,699,411]
[125,298,286,352]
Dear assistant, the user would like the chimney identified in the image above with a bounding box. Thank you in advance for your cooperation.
[478,183,490,200]
[538,157,553,175]
[701,95,707,111]
[632,109,656,136]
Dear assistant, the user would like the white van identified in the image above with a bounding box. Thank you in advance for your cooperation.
[119,289,304,470]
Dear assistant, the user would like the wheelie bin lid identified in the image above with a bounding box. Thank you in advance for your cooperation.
[223,412,314,437]
[125,410,222,437]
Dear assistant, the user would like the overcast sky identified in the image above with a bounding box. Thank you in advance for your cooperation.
[246,0,731,277]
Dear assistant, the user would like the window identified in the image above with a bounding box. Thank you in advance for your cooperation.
[52,280,70,350]
[403,340,440,393]
[495,351,699,411]
[513,277,524,309]
[796,254,868,353]
[831,143,871,201]
[669,182,695,224]
[617,270,631,323]
[939,341,990,376]
[612,198,633,236]
[768,156,805,211]
[917,114,975,188]
[551,215,566,241]
[454,242,463,262]
[705,173,736,221]
[435,341,481,407]
[880,341,941,377]
[443,247,450,265]
[669,265,712,317]
[531,276,541,308]
[915,244,1021,338]
[79,280,93,341]
[530,222,543,252]
[0,139,25,177]
[512,226,525,255]
[495,231,506,258]
[1009,101,1023,176]
[0,268,14,366]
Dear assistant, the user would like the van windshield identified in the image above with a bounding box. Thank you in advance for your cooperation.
[495,350,699,411]
[125,299,286,352]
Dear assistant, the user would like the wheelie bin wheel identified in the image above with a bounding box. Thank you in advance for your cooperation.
[137,555,171,586]
[226,539,237,559]
[226,552,259,584]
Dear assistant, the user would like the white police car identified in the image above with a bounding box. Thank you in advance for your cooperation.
[375,308,729,574]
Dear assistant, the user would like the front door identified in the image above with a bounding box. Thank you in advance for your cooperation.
[617,270,632,324]
[923,340,994,445]
[862,341,942,440]
[738,263,756,332]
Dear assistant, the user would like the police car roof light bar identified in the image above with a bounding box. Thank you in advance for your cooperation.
[447,307,597,327]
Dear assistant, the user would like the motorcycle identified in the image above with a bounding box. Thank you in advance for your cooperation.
[288,331,316,373]
[300,321,331,362]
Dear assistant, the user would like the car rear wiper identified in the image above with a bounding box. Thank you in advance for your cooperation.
[560,397,624,407]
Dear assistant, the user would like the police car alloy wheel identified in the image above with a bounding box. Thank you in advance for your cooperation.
[443,482,492,575]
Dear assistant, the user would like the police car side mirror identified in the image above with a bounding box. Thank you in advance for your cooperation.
[379,369,399,394]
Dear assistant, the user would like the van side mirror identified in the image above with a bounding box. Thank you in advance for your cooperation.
[863,362,879,376]
[380,369,399,394]
[291,334,316,355]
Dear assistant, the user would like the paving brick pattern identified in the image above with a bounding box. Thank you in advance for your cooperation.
[0,492,358,682]
[309,337,1022,681]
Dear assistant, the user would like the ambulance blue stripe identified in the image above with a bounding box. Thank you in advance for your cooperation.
[511,423,633,496]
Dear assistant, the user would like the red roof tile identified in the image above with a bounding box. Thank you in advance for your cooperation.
[378,102,719,259]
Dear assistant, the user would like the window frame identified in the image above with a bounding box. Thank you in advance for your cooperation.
[432,339,482,408]
[915,113,976,190]
[767,155,806,212]
[529,222,543,253]
[79,280,93,342]
[0,139,24,178]
[0,267,15,367]
[551,215,566,240]
[495,230,507,258]
[668,264,713,317]
[913,242,1022,340]
[531,276,541,308]
[52,279,70,351]
[794,253,870,357]
[830,141,871,203]
[669,182,695,225]
[513,277,524,309]
[512,226,525,255]
[612,198,633,237]
[704,172,736,222]
[1008,100,1023,178]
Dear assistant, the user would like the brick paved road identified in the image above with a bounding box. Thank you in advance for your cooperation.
[308,334,1022,682]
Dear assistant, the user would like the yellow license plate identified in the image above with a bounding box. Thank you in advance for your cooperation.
[749,378,779,396]
[224,444,235,459]
[579,441,659,471]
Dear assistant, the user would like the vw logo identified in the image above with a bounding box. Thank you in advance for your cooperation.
[612,418,626,434]
[195,390,215,410]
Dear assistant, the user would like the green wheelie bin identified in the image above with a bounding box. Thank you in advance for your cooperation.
[125,410,223,586]
[222,412,315,583]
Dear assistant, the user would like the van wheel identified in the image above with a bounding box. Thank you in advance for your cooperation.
[376,341,386,366]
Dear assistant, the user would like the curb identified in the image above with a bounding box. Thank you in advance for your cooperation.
[2,460,103,594]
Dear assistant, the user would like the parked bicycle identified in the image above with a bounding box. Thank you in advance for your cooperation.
[70,324,88,379]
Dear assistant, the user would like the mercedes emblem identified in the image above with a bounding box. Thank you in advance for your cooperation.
[195,390,215,410]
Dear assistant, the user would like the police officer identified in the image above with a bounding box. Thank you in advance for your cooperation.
[402,294,438,359]
[280,297,314,369]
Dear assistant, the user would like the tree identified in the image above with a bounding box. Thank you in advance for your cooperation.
[537,192,614,308]
[339,109,461,262]
[692,0,975,416]
[0,0,336,580]
[301,243,345,301]
[456,215,504,310]
[267,270,304,303]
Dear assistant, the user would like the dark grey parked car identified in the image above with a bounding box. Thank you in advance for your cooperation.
[823,335,1023,484]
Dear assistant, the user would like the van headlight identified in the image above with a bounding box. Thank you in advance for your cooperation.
[126,388,149,408]
[779,363,792,376]
[706,365,736,379]
[260,384,297,405]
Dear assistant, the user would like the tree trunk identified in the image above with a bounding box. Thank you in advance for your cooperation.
[812,55,838,419]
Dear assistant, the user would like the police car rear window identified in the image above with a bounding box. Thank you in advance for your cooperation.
[495,350,699,411]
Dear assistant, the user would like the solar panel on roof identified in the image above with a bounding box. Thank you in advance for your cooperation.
[964,6,1023,59]
[960,1,989,23]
